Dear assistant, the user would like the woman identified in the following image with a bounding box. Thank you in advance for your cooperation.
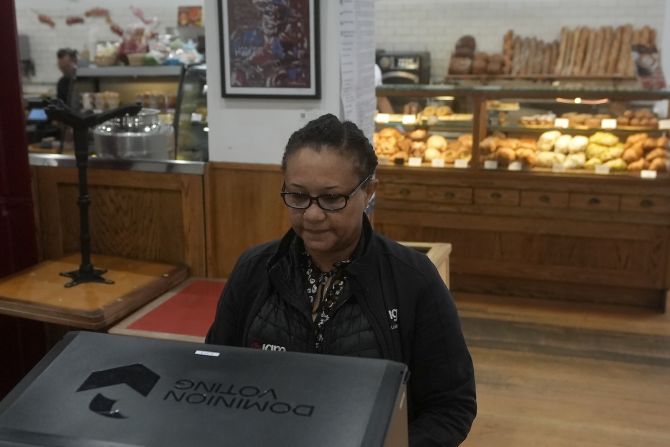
[207,114,476,446]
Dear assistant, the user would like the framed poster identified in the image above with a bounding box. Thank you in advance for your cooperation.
[218,0,320,98]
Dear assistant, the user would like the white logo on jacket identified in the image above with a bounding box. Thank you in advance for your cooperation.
[262,343,286,351]
[388,308,398,330]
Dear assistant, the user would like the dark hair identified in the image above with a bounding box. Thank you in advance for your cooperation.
[57,48,78,60]
[281,113,378,181]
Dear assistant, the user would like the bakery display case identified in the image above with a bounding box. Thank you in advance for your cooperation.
[374,86,478,169]
[373,84,670,311]
[174,63,208,161]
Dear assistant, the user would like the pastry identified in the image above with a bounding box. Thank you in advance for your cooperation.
[568,135,589,153]
[622,148,641,163]
[426,135,448,151]
[626,158,648,171]
[589,132,619,147]
[563,152,586,169]
[424,147,442,162]
[496,147,516,162]
[649,158,667,172]
[604,158,627,171]
[554,134,573,154]
[409,129,428,141]
[436,106,453,116]
[645,148,667,162]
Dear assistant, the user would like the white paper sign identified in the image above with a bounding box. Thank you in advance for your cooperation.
[640,169,658,179]
[508,161,523,171]
[431,158,445,168]
[554,118,570,129]
[402,115,417,125]
[375,113,390,124]
[601,118,617,129]
[191,113,203,122]
[408,157,423,167]
[658,119,670,130]
[484,160,499,170]
[595,164,610,175]
[454,159,469,168]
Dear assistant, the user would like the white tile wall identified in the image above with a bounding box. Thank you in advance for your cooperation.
[15,0,203,85]
[375,0,667,81]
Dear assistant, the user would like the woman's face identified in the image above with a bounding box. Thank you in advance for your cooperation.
[283,147,376,262]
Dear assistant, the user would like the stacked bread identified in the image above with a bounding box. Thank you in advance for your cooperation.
[479,133,537,165]
[621,133,668,171]
[448,36,476,75]
[509,34,560,76]
[534,131,589,168]
[373,128,472,164]
[472,52,506,75]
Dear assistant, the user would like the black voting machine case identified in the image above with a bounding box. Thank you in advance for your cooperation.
[0,332,409,447]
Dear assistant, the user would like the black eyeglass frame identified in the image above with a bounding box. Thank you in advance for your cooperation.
[280,174,373,211]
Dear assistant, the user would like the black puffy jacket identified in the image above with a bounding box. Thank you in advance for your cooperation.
[206,216,477,446]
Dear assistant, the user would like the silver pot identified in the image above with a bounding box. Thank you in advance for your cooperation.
[93,108,175,160]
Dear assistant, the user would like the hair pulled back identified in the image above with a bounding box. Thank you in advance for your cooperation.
[281,113,378,181]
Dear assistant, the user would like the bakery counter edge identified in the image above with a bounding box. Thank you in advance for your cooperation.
[28,153,205,176]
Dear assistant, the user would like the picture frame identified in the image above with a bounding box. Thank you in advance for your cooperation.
[217,0,320,99]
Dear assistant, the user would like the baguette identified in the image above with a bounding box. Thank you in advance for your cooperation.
[574,26,590,75]
[555,27,568,75]
[512,36,522,75]
[616,25,633,75]
[583,28,598,75]
[562,28,575,75]
[589,27,604,75]
[606,26,623,74]
[597,27,614,75]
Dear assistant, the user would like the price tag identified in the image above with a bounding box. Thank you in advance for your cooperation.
[408,157,422,167]
[640,169,658,179]
[554,118,570,129]
[426,116,439,125]
[601,118,617,129]
[191,113,203,122]
[551,163,565,173]
[484,160,498,170]
[508,161,522,171]
[595,164,610,175]
[402,115,417,125]
[431,158,445,168]
[658,119,670,130]
[375,113,390,124]
[454,159,469,168]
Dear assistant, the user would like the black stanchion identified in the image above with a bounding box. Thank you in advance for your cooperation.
[45,101,142,288]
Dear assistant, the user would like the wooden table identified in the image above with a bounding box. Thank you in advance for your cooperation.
[0,254,188,330]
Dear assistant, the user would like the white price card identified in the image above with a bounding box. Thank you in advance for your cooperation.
[402,115,417,125]
[484,160,499,170]
[426,116,439,126]
[601,118,617,129]
[508,161,523,171]
[374,113,390,124]
[658,119,670,130]
[640,169,658,179]
[595,164,610,175]
[191,113,203,122]
[454,159,469,168]
[408,157,423,167]
[551,163,565,173]
[431,158,445,168]
[554,118,570,129]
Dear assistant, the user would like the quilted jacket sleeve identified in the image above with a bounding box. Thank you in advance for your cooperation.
[408,271,477,447]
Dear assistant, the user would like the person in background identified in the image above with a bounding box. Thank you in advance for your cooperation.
[56,48,77,106]
[375,63,394,113]
[207,114,477,446]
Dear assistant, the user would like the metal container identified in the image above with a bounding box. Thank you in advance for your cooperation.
[93,108,174,160]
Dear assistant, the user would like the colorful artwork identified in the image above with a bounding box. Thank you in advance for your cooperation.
[178,6,203,27]
[218,0,320,98]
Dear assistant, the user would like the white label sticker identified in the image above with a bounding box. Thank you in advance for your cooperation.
[195,350,220,357]
[408,157,422,167]
[641,169,658,179]
[375,113,390,124]
[601,118,617,129]
[595,164,610,175]
[484,160,498,170]
[454,159,469,168]
[191,113,203,122]
[508,161,523,171]
[658,119,670,130]
[402,115,417,125]
[554,118,570,129]
[431,158,445,168]
[552,163,565,173]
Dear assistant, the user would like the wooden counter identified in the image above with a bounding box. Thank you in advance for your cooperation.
[375,165,670,311]
[0,254,187,330]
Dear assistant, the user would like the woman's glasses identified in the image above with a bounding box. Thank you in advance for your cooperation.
[281,175,372,211]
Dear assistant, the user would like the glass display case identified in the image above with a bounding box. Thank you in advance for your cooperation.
[375,84,670,179]
[174,64,208,161]
[374,86,479,169]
